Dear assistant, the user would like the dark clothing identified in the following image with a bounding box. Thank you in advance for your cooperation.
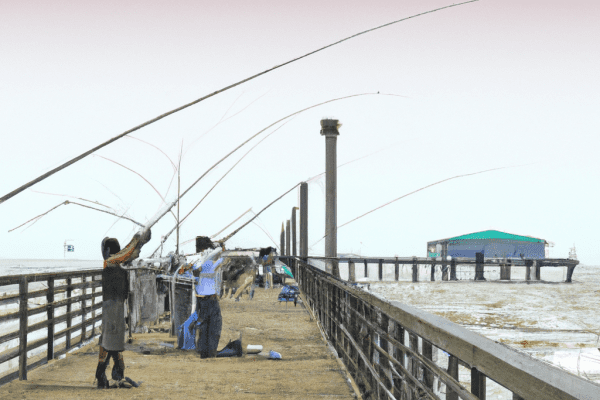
[195,296,222,358]
[101,266,128,351]
[102,266,129,301]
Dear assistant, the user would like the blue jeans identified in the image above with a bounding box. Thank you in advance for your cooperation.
[195,296,222,358]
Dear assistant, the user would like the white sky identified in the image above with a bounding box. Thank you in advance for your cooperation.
[1,0,599,264]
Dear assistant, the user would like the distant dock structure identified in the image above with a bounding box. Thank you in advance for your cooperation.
[427,230,547,260]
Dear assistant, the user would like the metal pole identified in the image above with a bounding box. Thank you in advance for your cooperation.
[286,220,291,256]
[291,207,297,256]
[280,223,285,257]
[299,183,308,258]
[321,119,340,277]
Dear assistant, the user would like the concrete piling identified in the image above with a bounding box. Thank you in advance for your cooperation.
[320,119,340,277]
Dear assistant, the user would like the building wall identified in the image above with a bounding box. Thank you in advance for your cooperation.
[446,239,545,259]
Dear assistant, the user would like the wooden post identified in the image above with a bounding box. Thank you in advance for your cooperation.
[534,260,541,281]
[91,274,97,338]
[412,257,418,283]
[450,258,457,281]
[471,367,486,399]
[66,277,72,350]
[446,355,459,400]
[19,277,28,380]
[47,277,55,361]
[430,263,435,282]
[391,322,405,397]
[408,333,419,392]
[364,259,368,279]
[81,275,87,342]
[475,252,485,281]
[349,260,355,283]
[378,259,383,281]
[500,258,511,280]
[394,259,399,281]
[422,340,434,390]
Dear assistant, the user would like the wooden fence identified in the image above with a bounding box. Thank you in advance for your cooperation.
[284,257,599,400]
[0,269,103,385]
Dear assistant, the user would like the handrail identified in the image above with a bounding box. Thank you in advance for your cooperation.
[288,256,599,400]
[0,270,103,386]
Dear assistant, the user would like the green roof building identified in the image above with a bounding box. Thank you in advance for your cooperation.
[427,230,547,259]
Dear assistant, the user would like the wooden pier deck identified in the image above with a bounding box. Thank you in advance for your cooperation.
[0,287,356,399]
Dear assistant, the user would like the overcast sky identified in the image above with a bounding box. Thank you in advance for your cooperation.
[1,0,598,264]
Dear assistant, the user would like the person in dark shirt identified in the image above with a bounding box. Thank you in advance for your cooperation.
[95,230,150,388]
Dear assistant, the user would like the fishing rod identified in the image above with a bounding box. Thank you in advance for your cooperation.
[147,91,395,255]
[8,200,143,232]
[0,0,478,205]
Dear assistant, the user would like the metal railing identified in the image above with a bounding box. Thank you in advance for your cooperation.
[284,257,599,400]
[0,269,103,385]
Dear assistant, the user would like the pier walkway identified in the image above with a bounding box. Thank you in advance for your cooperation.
[0,287,356,399]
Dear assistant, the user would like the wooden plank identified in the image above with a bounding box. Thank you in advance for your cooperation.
[422,340,434,390]
[0,269,102,287]
[18,277,28,381]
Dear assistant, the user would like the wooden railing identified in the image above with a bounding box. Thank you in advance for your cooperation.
[0,269,103,385]
[284,257,599,400]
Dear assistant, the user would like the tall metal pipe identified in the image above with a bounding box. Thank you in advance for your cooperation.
[280,223,285,257]
[286,220,291,257]
[320,119,340,277]
[299,182,308,258]
[291,207,298,256]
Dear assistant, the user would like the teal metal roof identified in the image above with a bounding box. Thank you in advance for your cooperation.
[438,230,546,243]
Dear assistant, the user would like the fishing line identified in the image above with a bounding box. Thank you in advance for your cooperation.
[0,0,477,205]
[310,163,534,248]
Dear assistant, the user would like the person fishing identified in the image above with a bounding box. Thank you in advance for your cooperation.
[95,230,151,389]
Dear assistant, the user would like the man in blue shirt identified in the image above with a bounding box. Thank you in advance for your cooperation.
[192,247,225,358]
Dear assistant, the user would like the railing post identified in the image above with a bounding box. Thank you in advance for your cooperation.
[412,257,418,282]
[391,322,405,397]
[364,259,368,279]
[450,258,457,281]
[378,259,383,281]
[471,367,486,399]
[81,275,87,342]
[446,355,459,400]
[19,276,28,380]
[349,260,355,283]
[91,274,97,338]
[66,277,72,349]
[408,333,419,397]
[422,340,434,390]
[47,277,55,361]
[394,258,399,281]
